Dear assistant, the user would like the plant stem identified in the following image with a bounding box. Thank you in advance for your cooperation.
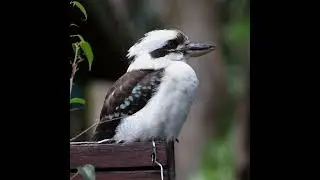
[70,45,80,97]
[70,107,85,112]
[70,172,79,180]
[70,116,127,142]
[70,77,74,96]
[70,120,98,142]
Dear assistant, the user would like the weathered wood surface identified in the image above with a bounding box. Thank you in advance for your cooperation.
[70,171,168,180]
[70,142,167,169]
[70,141,175,180]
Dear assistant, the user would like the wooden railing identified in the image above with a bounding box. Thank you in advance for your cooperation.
[70,141,176,180]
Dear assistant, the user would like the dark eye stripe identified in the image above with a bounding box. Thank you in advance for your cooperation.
[149,48,168,58]
[149,33,187,58]
[163,39,180,50]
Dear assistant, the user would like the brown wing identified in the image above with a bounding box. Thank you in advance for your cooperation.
[91,69,165,141]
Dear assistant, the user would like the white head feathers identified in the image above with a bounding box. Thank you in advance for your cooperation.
[126,29,188,60]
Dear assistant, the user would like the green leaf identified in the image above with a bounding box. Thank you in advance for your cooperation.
[70,34,94,70]
[70,1,87,21]
[77,164,95,180]
[79,41,94,71]
[70,98,86,105]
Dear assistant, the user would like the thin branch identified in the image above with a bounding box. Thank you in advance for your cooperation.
[69,23,80,27]
[70,116,128,142]
[70,118,98,142]
[70,141,100,145]
[70,171,79,180]
[70,45,80,96]
[78,56,85,63]
[70,107,85,112]
[70,78,74,96]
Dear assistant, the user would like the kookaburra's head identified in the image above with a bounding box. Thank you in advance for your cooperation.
[126,29,215,71]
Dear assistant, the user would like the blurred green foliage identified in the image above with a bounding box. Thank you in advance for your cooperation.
[213,0,250,139]
[195,127,235,180]
[77,164,96,180]
[199,0,249,179]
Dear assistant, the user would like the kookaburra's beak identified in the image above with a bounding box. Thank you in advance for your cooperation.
[184,42,216,57]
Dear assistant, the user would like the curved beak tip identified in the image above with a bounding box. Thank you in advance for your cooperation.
[208,44,216,50]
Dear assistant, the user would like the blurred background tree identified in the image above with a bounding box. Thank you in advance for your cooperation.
[70,0,249,180]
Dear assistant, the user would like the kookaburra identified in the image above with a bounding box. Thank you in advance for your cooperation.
[91,29,215,144]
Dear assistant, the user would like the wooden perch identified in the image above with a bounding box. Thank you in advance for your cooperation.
[70,141,176,180]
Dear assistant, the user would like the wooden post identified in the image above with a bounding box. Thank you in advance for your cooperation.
[70,141,176,180]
